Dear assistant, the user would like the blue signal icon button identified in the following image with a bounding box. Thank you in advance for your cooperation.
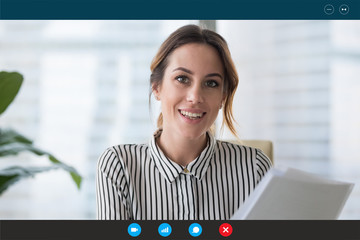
[158,223,172,237]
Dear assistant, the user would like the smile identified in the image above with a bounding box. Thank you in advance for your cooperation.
[179,110,206,120]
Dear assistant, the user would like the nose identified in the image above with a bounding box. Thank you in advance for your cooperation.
[186,84,204,104]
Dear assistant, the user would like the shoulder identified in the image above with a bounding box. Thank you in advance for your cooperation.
[105,143,148,157]
[215,140,257,163]
[216,139,257,154]
[97,143,148,172]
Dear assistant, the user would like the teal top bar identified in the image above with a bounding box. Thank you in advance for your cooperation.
[0,0,359,20]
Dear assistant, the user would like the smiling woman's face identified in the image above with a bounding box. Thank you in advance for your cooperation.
[153,43,225,140]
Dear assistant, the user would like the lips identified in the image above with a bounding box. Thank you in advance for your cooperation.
[179,109,206,120]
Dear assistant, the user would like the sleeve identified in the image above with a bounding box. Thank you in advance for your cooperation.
[96,147,130,220]
[255,149,273,184]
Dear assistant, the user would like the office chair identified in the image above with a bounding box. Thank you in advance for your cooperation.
[226,139,274,164]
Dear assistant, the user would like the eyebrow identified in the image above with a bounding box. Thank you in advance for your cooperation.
[172,67,223,80]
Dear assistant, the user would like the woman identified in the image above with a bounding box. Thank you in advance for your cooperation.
[96,24,272,220]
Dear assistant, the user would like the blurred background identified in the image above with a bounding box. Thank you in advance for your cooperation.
[0,20,359,219]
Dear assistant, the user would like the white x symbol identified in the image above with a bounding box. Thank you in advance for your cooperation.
[223,227,229,233]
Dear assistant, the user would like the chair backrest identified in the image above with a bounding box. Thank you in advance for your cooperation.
[226,139,274,164]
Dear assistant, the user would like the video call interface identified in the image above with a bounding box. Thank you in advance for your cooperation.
[0,0,360,239]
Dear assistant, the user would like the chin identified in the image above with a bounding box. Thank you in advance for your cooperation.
[178,128,207,140]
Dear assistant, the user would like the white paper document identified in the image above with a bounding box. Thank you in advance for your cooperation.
[231,167,354,220]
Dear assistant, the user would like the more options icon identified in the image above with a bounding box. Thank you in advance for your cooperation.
[339,4,349,15]
[158,223,172,237]
[128,223,141,237]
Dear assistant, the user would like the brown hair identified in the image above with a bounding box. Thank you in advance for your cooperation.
[150,24,239,137]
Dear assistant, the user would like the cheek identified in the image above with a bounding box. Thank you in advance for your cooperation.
[209,92,224,109]
[161,83,185,105]
[161,91,181,112]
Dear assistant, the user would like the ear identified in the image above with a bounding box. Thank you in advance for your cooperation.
[152,83,161,101]
[220,95,226,109]
[222,93,226,102]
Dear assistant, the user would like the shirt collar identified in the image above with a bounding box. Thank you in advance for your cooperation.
[149,129,216,183]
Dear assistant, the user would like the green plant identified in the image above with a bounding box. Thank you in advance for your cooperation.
[0,71,82,195]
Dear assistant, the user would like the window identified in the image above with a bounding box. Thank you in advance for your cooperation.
[218,20,360,219]
[0,20,195,219]
[1,20,359,219]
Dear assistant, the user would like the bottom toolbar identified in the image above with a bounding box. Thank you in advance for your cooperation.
[1,220,360,240]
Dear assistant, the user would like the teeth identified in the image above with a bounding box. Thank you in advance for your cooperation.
[180,110,204,119]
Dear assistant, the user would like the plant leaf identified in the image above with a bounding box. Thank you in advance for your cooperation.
[0,71,23,116]
[0,141,82,190]
[0,142,49,157]
[48,154,82,189]
[0,165,59,196]
[0,128,33,146]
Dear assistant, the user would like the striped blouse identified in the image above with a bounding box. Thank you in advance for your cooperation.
[96,130,272,220]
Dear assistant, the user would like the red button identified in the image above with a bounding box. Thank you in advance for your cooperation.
[219,223,233,237]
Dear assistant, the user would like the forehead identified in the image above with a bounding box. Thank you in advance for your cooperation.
[166,43,224,73]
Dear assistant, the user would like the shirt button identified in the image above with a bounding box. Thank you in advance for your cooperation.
[183,168,189,173]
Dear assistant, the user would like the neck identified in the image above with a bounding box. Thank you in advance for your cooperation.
[157,129,207,167]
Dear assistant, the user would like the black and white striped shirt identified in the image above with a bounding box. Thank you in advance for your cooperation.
[96,131,272,220]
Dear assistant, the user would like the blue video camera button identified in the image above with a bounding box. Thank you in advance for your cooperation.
[128,223,141,237]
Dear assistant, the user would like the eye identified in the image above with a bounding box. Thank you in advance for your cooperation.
[175,75,189,84]
[205,80,219,88]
